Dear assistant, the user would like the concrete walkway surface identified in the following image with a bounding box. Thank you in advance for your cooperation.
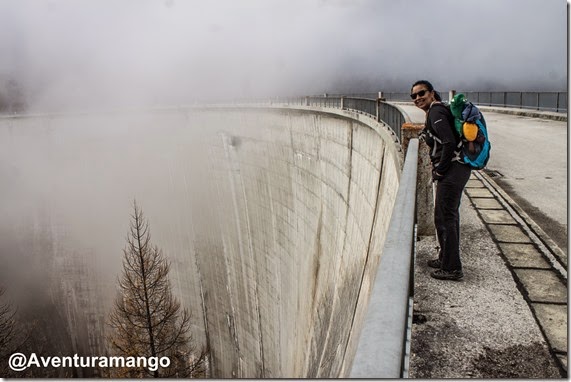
[409,172,567,378]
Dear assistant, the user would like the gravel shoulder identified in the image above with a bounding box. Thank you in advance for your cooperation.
[409,193,562,378]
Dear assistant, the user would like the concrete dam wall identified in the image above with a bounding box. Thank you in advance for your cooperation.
[0,106,402,377]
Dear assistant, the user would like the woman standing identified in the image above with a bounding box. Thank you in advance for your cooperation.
[411,80,471,281]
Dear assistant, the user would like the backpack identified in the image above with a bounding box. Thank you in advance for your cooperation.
[448,93,491,170]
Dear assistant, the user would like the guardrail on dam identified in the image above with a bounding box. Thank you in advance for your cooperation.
[0,103,417,378]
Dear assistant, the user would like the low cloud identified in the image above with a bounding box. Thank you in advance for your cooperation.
[0,0,566,112]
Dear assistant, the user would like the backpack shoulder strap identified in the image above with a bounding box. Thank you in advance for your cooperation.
[427,102,464,162]
[427,102,459,140]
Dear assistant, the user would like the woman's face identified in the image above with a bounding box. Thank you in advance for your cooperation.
[411,85,436,112]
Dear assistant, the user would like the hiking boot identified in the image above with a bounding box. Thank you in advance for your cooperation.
[427,258,441,269]
[430,269,464,281]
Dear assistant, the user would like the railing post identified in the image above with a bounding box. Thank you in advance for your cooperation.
[340,96,345,110]
[401,123,435,236]
[376,93,382,122]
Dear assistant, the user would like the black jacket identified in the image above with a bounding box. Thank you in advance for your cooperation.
[423,102,461,175]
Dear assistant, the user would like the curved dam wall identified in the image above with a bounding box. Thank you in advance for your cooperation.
[0,106,402,377]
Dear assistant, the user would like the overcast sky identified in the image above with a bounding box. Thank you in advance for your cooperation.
[0,0,567,110]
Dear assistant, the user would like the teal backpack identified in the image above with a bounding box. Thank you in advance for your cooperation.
[449,93,491,170]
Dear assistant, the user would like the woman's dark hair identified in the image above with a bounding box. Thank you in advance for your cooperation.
[411,80,442,101]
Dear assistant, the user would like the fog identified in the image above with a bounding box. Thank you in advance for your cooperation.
[0,110,221,374]
[0,0,567,112]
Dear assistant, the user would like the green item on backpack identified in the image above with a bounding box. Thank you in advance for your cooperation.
[447,92,491,170]
[449,93,467,136]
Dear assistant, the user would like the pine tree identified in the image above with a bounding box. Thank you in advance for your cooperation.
[108,201,207,378]
[0,286,16,362]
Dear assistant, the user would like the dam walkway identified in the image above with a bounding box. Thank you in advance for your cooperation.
[397,104,567,378]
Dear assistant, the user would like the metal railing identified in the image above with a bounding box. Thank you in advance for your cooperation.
[343,97,377,117]
[350,139,419,378]
[378,102,406,140]
[305,95,342,108]
[381,91,567,113]
[461,92,567,113]
[274,95,407,141]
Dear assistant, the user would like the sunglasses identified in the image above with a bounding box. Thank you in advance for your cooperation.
[410,89,429,100]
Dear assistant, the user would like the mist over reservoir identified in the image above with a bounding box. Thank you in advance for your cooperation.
[0,106,401,377]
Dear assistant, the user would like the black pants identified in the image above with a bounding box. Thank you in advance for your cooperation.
[434,162,472,271]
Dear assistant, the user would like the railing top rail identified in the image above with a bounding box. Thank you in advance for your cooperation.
[350,138,419,378]
[342,96,378,101]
